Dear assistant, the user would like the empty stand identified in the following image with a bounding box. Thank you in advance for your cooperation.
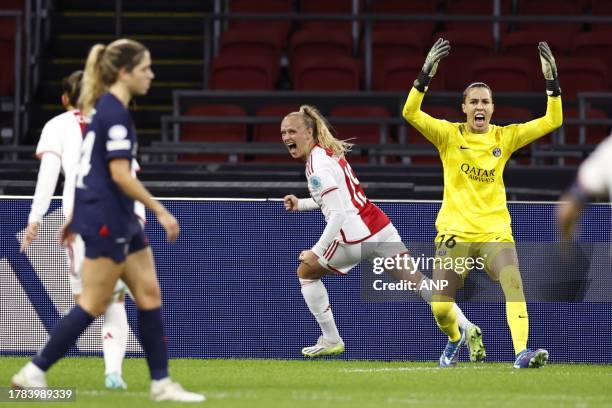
[555,57,609,100]
[289,29,353,71]
[209,54,278,90]
[516,0,583,33]
[374,55,446,91]
[228,0,293,46]
[299,0,354,34]
[370,0,437,36]
[330,105,391,144]
[218,28,283,63]
[293,55,360,90]
[469,57,533,92]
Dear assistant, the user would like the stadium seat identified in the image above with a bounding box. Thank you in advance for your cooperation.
[571,33,612,72]
[289,29,353,72]
[564,106,610,145]
[516,0,583,33]
[370,0,438,36]
[180,104,247,162]
[209,54,278,90]
[218,28,283,63]
[373,55,446,91]
[299,0,354,35]
[501,31,572,59]
[590,2,612,32]
[228,0,293,46]
[493,106,534,124]
[254,104,301,142]
[444,0,512,33]
[469,57,533,92]
[555,57,609,100]
[330,105,391,144]
[0,27,15,96]
[293,55,360,90]
[369,30,427,88]
[437,30,495,90]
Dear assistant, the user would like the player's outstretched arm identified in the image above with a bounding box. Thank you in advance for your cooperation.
[413,38,450,93]
[538,41,561,97]
[511,42,563,151]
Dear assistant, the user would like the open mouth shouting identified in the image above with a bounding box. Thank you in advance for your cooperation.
[285,141,298,156]
[474,113,486,127]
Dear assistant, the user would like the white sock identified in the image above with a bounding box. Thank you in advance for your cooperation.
[299,278,342,343]
[102,300,128,376]
[453,303,473,331]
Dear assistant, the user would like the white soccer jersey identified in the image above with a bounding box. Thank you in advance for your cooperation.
[30,109,145,224]
[305,145,390,244]
[33,110,85,220]
[578,135,612,197]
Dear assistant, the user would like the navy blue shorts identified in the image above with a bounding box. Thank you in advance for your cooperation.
[82,229,149,263]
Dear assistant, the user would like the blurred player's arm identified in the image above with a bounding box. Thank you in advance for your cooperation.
[512,42,563,150]
[558,138,612,239]
[22,153,62,251]
[109,158,179,242]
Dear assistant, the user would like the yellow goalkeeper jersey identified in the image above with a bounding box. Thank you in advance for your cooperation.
[403,87,563,235]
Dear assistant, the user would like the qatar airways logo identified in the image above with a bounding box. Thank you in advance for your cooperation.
[460,163,496,183]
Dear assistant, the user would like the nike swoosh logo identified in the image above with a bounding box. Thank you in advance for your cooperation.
[518,315,528,319]
[460,146,470,149]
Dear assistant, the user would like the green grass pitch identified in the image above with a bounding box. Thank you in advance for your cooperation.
[1,357,611,407]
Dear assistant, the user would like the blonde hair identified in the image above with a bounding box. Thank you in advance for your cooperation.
[78,38,147,116]
[287,105,353,157]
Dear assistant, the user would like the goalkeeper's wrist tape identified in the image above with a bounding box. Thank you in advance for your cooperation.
[413,70,432,92]
[546,77,561,97]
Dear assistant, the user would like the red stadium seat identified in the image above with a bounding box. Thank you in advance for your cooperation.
[289,29,353,72]
[370,0,437,36]
[516,0,582,33]
[369,30,427,88]
[293,55,360,90]
[180,104,247,162]
[218,28,283,63]
[209,54,278,90]
[228,0,293,46]
[492,106,534,124]
[555,57,609,100]
[590,2,612,32]
[469,57,533,92]
[571,33,612,72]
[445,0,512,33]
[437,30,495,90]
[299,0,355,34]
[330,105,391,144]
[0,29,15,96]
[564,107,610,145]
[501,31,572,59]
[374,55,446,91]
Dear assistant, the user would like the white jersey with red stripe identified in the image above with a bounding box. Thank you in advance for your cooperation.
[33,109,145,222]
[305,145,389,243]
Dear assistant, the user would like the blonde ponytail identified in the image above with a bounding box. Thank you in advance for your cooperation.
[78,44,106,117]
[298,105,353,156]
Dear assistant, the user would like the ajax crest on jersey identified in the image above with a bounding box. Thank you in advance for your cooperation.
[492,147,502,157]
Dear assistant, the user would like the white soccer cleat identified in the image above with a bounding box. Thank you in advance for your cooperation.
[11,363,47,389]
[150,378,205,403]
[301,335,345,358]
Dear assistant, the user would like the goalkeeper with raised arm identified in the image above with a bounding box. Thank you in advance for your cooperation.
[403,38,563,368]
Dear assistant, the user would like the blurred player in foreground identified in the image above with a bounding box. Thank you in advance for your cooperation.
[20,70,139,390]
[12,39,203,402]
[281,105,483,359]
[403,39,563,368]
[558,132,612,239]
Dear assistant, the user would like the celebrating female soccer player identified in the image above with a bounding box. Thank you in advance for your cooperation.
[403,38,562,368]
[281,105,482,359]
[20,70,139,390]
[12,39,204,402]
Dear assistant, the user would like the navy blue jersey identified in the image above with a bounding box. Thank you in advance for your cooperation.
[72,93,140,239]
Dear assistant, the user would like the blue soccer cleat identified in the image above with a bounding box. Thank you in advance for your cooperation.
[105,372,128,389]
[513,348,549,369]
[439,327,465,368]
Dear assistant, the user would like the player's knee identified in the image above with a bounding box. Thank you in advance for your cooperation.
[297,262,326,280]
[79,295,111,317]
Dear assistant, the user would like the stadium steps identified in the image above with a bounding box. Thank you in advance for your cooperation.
[27,0,210,144]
